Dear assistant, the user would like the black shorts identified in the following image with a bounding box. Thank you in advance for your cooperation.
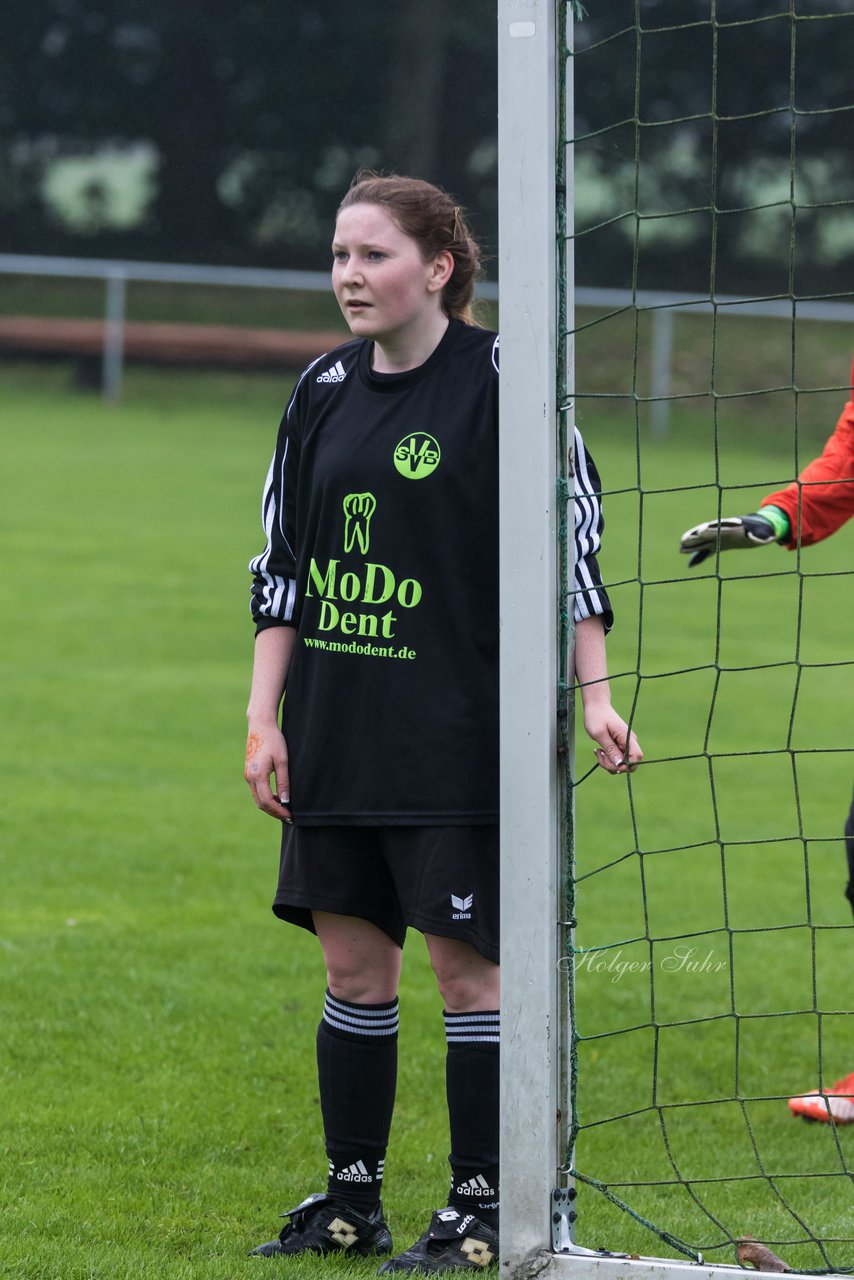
[273,825,499,964]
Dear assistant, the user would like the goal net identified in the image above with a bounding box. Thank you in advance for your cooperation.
[498,4,854,1278]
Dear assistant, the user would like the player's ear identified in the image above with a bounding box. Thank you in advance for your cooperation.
[427,250,454,293]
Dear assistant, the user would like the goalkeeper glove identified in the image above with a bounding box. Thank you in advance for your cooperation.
[679,509,788,568]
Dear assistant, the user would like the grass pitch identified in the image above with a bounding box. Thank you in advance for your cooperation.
[1,358,852,1277]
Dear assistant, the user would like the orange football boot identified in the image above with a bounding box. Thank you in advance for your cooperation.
[788,1070,854,1123]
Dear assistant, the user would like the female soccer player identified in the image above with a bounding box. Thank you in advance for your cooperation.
[245,172,643,1269]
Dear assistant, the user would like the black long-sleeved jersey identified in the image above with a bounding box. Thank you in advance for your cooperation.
[249,318,612,825]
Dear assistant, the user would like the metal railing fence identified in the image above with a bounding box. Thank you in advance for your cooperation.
[1,253,853,423]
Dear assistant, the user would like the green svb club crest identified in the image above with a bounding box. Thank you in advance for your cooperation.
[393,433,441,479]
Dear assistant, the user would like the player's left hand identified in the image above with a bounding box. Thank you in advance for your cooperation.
[584,707,643,774]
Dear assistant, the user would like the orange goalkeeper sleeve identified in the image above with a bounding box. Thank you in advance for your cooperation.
[761,356,854,549]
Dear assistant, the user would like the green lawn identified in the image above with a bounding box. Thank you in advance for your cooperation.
[0,358,851,1277]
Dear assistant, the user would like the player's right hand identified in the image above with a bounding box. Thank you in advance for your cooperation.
[245,724,292,822]
[679,514,778,568]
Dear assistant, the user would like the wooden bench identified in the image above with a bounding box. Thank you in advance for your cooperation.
[0,315,348,381]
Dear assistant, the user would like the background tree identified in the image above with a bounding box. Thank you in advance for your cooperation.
[0,0,497,266]
[1,0,852,295]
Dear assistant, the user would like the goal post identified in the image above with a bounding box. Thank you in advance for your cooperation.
[497,0,564,1271]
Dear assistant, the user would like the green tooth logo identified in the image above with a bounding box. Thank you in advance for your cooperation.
[343,492,377,555]
[393,432,441,479]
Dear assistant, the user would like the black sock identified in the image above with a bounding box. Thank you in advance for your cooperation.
[444,1009,500,1230]
[317,990,398,1215]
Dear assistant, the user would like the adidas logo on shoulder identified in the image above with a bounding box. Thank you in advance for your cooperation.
[316,359,347,384]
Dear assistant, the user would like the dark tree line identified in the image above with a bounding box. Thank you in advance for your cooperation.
[0,0,498,266]
[1,0,853,293]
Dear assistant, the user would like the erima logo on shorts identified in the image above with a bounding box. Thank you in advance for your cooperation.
[451,892,473,920]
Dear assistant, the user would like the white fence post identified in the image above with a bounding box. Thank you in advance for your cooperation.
[102,271,127,400]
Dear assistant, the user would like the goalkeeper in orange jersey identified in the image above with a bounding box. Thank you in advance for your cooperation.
[679,356,854,1125]
[680,354,854,917]
[680,357,854,564]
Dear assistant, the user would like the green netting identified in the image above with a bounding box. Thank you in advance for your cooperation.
[558,2,854,1272]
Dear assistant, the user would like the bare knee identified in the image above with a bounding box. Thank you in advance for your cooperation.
[426,935,500,1011]
[325,957,399,1004]
[437,969,500,1011]
[314,912,402,1004]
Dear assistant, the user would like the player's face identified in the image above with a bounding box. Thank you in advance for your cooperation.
[331,204,446,347]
